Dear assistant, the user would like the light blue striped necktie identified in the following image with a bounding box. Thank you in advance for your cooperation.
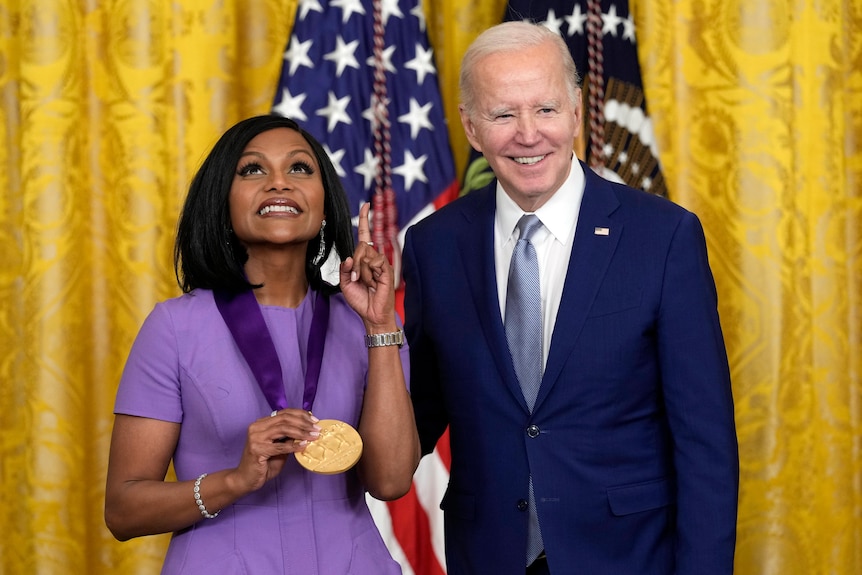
[506,214,544,410]
[504,213,545,566]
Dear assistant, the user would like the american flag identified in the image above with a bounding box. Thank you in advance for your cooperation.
[463,0,667,198]
[271,1,457,573]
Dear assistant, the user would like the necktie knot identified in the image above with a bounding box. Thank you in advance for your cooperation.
[516,214,543,243]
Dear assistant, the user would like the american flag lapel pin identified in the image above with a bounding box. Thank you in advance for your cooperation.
[594,227,610,236]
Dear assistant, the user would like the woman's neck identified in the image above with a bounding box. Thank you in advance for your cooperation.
[244,252,309,308]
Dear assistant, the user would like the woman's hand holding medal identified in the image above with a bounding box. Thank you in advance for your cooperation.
[230,409,322,492]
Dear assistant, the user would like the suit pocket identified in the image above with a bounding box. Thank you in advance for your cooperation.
[606,477,674,516]
[587,288,642,318]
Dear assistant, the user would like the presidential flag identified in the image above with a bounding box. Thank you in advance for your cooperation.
[462,0,667,198]
[271,1,456,573]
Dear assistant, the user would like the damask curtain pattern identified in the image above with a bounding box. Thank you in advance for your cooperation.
[0,1,298,573]
[637,1,862,572]
[1,0,860,574]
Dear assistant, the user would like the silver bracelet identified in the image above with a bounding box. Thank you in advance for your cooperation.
[365,329,404,348]
[193,473,220,519]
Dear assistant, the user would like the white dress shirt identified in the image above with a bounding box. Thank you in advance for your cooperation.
[495,161,585,367]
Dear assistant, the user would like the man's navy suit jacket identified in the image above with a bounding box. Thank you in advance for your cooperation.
[403,163,739,575]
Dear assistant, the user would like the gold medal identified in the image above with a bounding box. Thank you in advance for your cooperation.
[295,419,363,474]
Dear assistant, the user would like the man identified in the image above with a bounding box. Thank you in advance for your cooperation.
[402,21,738,575]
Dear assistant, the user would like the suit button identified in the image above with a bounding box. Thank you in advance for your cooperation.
[526,424,540,438]
[517,499,528,511]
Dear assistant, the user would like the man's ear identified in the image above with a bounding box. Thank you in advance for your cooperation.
[458,105,482,153]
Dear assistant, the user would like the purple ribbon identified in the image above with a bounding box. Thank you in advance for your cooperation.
[214,289,330,412]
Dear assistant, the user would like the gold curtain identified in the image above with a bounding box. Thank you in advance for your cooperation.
[0,1,300,572]
[0,0,859,574]
[636,2,862,572]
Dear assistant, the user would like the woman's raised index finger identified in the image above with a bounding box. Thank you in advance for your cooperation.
[357,202,372,245]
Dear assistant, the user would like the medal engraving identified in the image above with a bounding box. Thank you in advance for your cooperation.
[295,419,363,474]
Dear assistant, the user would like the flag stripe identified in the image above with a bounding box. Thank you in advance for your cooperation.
[367,496,417,575]
[387,484,446,575]
[412,449,450,561]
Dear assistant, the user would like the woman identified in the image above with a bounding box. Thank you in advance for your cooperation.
[105,115,420,574]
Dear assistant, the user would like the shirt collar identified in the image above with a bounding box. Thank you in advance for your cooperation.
[496,160,585,245]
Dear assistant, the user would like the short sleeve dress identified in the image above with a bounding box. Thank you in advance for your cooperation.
[114,288,410,575]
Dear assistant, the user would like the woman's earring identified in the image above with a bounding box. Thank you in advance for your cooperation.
[312,220,327,265]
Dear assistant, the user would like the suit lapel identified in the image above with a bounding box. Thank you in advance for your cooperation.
[457,185,530,409]
[536,168,622,410]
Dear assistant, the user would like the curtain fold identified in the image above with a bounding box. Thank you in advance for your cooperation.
[0,0,859,574]
[637,1,862,572]
[0,2,298,573]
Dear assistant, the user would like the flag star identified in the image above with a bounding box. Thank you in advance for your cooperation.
[631,162,641,175]
[404,43,436,85]
[298,0,323,20]
[283,37,314,76]
[603,143,614,158]
[323,144,347,177]
[324,36,360,77]
[602,4,623,37]
[622,13,636,43]
[618,151,629,165]
[354,148,380,191]
[272,88,308,121]
[641,176,653,191]
[565,4,588,36]
[316,91,353,133]
[366,45,397,74]
[381,0,404,26]
[410,3,427,32]
[393,150,428,190]
[331,0,365,24]
[398,98,434,139]
[541,9,564,36]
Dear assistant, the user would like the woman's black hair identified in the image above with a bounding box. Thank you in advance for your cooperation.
[174,114,354,295]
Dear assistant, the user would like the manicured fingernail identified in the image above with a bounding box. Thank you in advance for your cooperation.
[351,271,358,282]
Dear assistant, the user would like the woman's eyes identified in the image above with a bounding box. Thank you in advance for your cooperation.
[237,161,315,176]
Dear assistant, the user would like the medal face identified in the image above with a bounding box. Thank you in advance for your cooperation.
[295,419,363,474]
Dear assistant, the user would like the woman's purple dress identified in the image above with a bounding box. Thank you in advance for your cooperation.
[114,288,409,574]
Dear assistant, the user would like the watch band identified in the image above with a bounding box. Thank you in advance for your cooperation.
[365,330,404,348]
